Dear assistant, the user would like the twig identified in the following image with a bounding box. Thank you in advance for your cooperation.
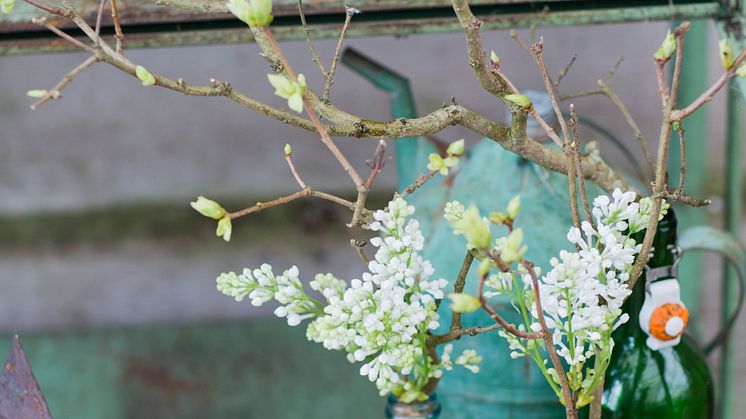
[509,29,532,55]
[656,189,711,207]
[284,151,308,189]
[495,67,564,148]
[565,146,581,231]
[674,122,686,192]
[559,89,604,101]
[522,260,577,418]
[532,38,572,145]
[297,0,326,77]
[227,188,358,219]
[607,56,624,82]
[569,105,594,226]
[349,190,369,227]
[350,239,370,264]
[400,171,437,198]
[32,17,95,53]
[654,57,672,105]
[259,27,365,190]
[30,56,98,110]
[669,23,690,108]
[322,6,355,102]
[111,0,124,53]
[671,51,746,121]
[430,251,475,335]
[451,0,510,96]
[588,355,605,419]
[441,251,474,318]
[94,0,106,46]
[363,140,387,190]
[555,53,577,87]
[478,256,543,340]
[597,79,654,175]
[22,0,69,17]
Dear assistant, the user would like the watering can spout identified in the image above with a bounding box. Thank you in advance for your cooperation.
[340,48,437,190]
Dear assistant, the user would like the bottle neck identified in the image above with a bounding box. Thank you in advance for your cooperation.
[621,209,679,333]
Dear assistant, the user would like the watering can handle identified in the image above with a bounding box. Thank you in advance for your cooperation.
[678,226,746,354]
[340,48,438,191]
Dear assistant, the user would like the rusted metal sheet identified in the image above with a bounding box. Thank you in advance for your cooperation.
[0,336,53,419]
[0,0,579,34]
[0,1,725,55]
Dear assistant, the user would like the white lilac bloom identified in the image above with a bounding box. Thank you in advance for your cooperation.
[467,189,666,407]
[216,197,474,401]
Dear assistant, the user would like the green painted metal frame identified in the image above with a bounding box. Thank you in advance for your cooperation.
[0,0,729,55]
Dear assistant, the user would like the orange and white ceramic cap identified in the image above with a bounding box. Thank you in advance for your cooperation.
[639,279,689,350]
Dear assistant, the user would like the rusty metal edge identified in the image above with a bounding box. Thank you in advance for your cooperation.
[0,3,723,56]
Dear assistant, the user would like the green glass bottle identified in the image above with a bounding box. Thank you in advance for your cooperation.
[601,209,714,418]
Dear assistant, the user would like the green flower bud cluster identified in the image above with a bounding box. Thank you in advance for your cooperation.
[427,139,464,176]
[490,195,520,225]
[268,73,307,113]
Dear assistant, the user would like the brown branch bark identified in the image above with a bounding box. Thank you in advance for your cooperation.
[227,188,357,219]
[451,0,510,97]
[110,0,124,53]
[569,105,594,227]
[522,260,577,419]
[30,56,98,110]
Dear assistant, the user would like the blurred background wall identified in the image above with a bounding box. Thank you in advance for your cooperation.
[0,19,744,417]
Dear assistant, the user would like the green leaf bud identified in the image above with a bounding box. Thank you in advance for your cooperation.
[447,139,465,156]
[654,30,676,60]
[135,65,156,86]
[216,216,233,242]
[190,196,225,220]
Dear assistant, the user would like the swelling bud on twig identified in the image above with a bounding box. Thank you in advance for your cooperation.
[504,94,533,111]
[448,293,481,313]
[0,0,14,14]
[216,216,232,242]
[284,143,292,157]
[506,195,521,220]
[477,258,492,277]
[267,73,307,113]
[490,50,500,66]
[489,212,507,225]
[458,206,491,249]
[227,0,273,27]
[654,30,676,60]
[719,38,734,69]
[447,139,465,157]
[190,196,226,219]
[427,153,459,176]
[26,90,48,98]
[496,228,527,263]
[135,65,156,86]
